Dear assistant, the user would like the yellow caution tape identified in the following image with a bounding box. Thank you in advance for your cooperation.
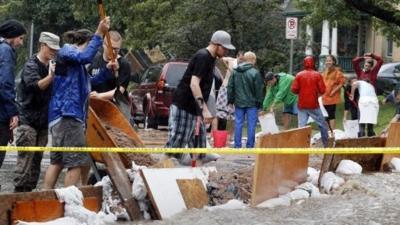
[0,146,399,154]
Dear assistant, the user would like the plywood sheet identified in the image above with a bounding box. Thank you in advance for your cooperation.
[381,122,400,171]
[11,197,98,223]
[140,168,210,219]
[0,186,101,225]
[251,127,311,207]
[327,137,385,171]
[176,179,208,209]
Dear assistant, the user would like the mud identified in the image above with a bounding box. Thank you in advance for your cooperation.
[207,166,253,205]
[104,124,156,167]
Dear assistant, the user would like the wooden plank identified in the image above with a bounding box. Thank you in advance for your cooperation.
[0,186,102,225]
[87,98,145,167]
[327,137,385,172]
[251,127,311,207]
[140,168,209,219]
[11,197,98,224]
[89,98,144,148]
[381,122,400,171]
[176,179,208,210]
[102,152,142,220]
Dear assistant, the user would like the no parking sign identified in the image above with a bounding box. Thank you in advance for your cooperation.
[286,17,298,39]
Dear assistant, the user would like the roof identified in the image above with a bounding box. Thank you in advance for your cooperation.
[283,0,307,17]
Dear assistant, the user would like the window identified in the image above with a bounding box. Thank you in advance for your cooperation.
[165,64,187,87]
[387,37,393,57]
[142,66,162,83]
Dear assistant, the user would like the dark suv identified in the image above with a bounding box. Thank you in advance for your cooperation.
[130,61,188,129]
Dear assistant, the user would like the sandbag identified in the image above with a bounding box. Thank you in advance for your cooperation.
[258,112,279,134]
[320,172,345,194]
[336,160,363,175]
[390,157,400,172]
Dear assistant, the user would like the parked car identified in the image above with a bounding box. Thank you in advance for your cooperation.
[130,61,223,129]
[130,61,188,129]
[376,62,400,96]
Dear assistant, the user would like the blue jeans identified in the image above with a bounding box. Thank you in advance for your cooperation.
[234,107,258,148]
[298,108,329,147]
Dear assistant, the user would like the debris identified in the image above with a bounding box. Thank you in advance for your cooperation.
[94,176,129,220]
[207,166,253,205]
[336,160,363,175]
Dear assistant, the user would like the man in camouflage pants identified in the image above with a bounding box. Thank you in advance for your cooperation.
[13,32,60,192]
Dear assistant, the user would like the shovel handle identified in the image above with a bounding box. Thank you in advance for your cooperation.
[97,0,116,63]
[192,116,202,167]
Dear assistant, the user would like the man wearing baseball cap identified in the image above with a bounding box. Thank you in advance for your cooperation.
[13,31,60,192]
[165,30,235,165]
[0,19,26,188]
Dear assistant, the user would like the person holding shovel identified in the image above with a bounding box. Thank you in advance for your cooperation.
[165,30,235,165]
[43,17,110,189]
[88,30,131,101]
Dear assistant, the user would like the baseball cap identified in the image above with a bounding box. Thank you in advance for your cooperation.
[39,32,60,50]
[211,30,235,50]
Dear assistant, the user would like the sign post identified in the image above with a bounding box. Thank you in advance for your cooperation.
[286,17,298,74]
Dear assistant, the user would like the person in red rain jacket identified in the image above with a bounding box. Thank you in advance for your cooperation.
[291,56,329,147]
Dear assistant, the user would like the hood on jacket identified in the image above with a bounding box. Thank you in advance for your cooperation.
[304,56,315,70]
[236,62,254,72]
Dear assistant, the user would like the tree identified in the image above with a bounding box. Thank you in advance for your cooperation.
[296,0,400,42]
[126,0,291,70]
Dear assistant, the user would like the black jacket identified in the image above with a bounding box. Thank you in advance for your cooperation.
[17,55,51,129]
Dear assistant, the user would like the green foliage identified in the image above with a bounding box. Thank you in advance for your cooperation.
[296,0,400,44]
[1,0,293,71]
[125,0,291,70]
[296,0,361,27]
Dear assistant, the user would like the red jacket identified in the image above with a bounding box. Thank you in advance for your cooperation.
[352,54,383,87]
[291,56,325,109]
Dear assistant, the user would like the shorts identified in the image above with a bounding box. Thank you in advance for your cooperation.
[49,117,90,168]
[283,103,298,115]
[324,104,336,120]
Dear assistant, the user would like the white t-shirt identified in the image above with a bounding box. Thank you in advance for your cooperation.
[356,81,376,97]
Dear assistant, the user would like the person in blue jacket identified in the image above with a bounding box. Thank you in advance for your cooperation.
[43,17,111,189]
[0,19,26,182]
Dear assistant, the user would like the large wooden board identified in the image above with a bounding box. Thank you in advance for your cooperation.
[327,137,385,172]
[140,168,209,219]
[251,127,311,207]
[0,186,101,225]
[381,122,400,171]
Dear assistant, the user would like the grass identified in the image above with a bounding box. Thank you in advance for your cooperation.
[238,95,396,136]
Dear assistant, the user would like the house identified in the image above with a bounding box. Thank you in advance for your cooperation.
[284,0,399,73]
